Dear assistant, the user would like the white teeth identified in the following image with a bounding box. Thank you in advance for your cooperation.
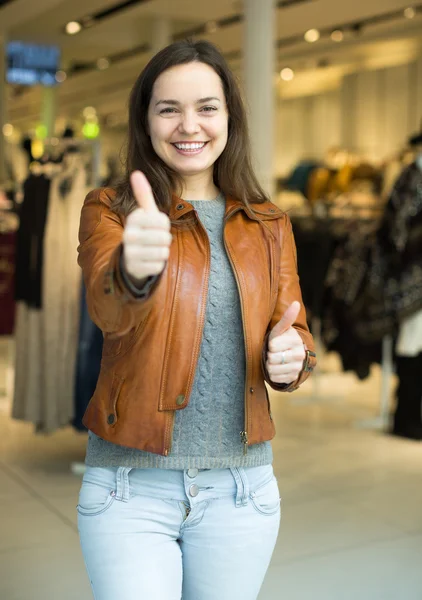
[174,142,206,151]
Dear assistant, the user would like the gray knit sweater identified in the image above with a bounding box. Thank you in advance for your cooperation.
[86,194,272,469]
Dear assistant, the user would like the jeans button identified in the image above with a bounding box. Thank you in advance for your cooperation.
[187,468,199,479]
[189,484,199,497]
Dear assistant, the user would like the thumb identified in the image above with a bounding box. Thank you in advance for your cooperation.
[269,301,301,342]
[130,171,159,213]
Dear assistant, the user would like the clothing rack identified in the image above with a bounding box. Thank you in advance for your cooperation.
[41,137,102,188]
[289,209,394,430]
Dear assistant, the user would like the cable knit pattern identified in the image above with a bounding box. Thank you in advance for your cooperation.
[86,194,272,469]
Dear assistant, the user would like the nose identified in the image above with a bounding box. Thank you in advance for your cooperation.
[178,110,200,135]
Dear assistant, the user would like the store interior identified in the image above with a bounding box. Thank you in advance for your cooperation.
[0,0,422,598]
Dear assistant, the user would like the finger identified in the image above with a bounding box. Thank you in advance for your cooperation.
[269,301,301,342]
[124,229,172,247]
[268,328,300,353]
[266,362,304,376]
[128,210,171,231]
[130,171,159,213]
[130,261,166,275]
[268,374,296,385]
[267,347,306,364]
[126,246,170,262]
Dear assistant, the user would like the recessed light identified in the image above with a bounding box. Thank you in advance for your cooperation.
[2,124,14,137]
[304,29,320,43]
[97,58,110,70]
[404,7,416,19]
[331,29,344,42]
[65,21,82,35]
[83,106,97,119]
[280,68,294,81]
[55,70,67,83]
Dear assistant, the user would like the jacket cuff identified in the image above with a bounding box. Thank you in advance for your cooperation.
[261,331,317,393]
[118,252,160,298]
[103,244,163,304]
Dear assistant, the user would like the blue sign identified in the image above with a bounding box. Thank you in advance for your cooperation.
[6,41,61,87]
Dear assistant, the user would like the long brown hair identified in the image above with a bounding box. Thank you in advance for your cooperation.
[113,39,269,218]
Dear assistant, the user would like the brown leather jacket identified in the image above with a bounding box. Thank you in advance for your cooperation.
[78,188,316,456]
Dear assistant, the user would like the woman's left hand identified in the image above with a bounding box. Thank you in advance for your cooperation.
[266,301,306,385]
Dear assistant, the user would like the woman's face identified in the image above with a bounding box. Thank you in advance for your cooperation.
[147,62,229,179]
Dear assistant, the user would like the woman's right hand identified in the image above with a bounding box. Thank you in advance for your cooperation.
[122,171,172,282]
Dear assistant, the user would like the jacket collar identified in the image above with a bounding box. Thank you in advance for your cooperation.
[169,194,284,222]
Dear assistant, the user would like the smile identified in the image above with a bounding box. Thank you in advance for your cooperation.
[172,142,209,154]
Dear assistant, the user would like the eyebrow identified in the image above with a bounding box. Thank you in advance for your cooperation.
[155,96,221,107]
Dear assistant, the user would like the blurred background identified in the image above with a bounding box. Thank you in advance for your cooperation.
[0,0,421,598]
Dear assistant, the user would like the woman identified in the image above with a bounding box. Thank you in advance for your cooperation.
[77,39,316,600]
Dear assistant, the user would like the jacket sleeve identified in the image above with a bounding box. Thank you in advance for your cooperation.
[261,214,317,392]
[77,188,164,336]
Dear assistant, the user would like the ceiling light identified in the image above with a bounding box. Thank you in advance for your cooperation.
[55,70,67,83]
[280,68,294,81]
[2,124,14,137]
[205,20,218,34]
[304,29,320,43]
[97,57,110,70]
[65,21,82,35]
[404,7,416,19]
[331,29,344,42]
[83,106,97,119]
[82,122,100,139]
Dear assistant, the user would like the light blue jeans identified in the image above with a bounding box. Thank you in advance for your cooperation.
[77,464,281,600]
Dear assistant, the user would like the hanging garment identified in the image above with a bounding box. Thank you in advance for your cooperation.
[322,162,422,378]
[0,230,17,335]
[13,159,88,432]
[73,280,103,431]
[14,174,51,308]
[391,353,422,440]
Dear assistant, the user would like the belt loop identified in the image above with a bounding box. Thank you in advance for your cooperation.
[115,467,132,502]
[230,468,249,507]
[237,467,249,506]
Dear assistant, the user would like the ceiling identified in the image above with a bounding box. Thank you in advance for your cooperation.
[2,0,422,134]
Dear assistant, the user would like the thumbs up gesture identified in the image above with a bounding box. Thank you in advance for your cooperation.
[122,171,172,282]
[266,301,306,385]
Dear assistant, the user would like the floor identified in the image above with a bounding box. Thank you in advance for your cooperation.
[0,337,421,600]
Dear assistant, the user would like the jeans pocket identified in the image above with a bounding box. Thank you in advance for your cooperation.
[77,481,116,517]
[250,476,281,516]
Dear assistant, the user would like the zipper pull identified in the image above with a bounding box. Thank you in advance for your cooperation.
[240,431,248,455]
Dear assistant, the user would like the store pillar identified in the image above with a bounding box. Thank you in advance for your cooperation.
[41,86,57,139]
[243,0,276,197]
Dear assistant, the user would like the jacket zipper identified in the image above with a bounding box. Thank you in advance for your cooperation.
[163,213,211,456]
[224,208,249,455]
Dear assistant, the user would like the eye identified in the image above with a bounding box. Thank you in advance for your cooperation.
[200,106,218,113]
[159,107,178,114]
